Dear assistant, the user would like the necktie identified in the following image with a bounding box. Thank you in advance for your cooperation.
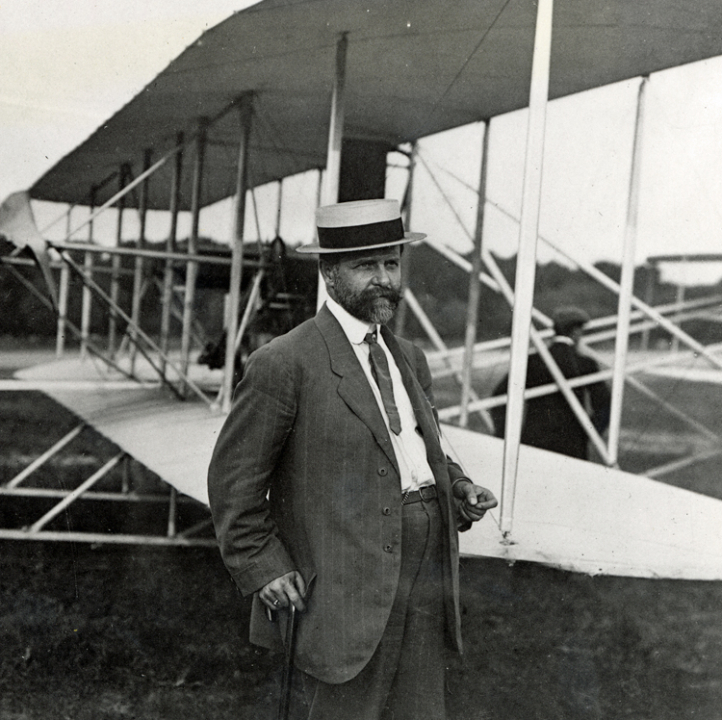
[364,331,402,435]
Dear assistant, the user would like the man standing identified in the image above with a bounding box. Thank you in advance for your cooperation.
[492,306,611,459]
[208,199,497,720]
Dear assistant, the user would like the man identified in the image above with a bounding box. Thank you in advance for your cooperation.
[208,198,497,720]
[491,306,610,459]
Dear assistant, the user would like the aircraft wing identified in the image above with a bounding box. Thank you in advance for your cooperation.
[38,387,217,507]
[28,0,722,211]
[14,359,220,506]
[444,424,722,580]
[11,353,722,579]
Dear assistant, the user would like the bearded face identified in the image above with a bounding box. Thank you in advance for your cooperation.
[322,247,403,325]
[331,270,402,324]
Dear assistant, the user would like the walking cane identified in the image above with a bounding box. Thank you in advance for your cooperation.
[278,604,298,720]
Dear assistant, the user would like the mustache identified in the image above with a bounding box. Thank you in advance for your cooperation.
[364,286,403,304]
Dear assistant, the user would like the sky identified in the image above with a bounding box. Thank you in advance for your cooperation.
[3,1,722,285]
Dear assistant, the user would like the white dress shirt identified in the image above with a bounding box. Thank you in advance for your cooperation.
[326,297,435,493]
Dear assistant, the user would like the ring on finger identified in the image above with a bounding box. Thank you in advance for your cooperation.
[273,599,280,606]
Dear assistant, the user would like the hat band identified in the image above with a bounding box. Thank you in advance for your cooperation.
[317,218,404,251]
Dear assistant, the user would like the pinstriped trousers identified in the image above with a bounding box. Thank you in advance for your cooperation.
[296,497,448,720]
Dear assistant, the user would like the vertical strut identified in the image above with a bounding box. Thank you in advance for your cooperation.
[222,96,254,413]
[500,0,554,537]
[180,121,207,390]
[161,133,184,376]
[317,32,349,310]
[460,121,490,427]
[607,77,648,466]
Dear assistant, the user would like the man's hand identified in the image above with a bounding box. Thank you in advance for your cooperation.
[260,571,307,613]
[453,480,498,524]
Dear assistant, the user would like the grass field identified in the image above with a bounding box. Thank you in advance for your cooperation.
[2,353,722,719]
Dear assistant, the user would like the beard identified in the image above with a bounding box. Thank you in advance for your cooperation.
[332,274,403,325]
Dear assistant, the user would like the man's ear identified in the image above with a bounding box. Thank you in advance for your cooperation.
[319,260,335,289]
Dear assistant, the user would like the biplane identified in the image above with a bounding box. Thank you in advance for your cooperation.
[2,0,722,579]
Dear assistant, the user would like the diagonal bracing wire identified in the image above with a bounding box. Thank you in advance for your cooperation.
[54,248,212,405]
[416,148,722,462]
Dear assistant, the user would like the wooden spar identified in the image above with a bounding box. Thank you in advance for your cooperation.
[423,237,722,449]
[421,235,548,325]
[55,251,70,358]
[2,529,216,547]
[584,348,720,444]
[672,280,685,353]
[403,290,452,355]
[51,240,249,266]
[395,141,417,338]
[536,224,722,369]
[276,178,283,237]
[55,207,74,357]
[3,258,136,380]
[321,33,348,207]
[215,267,264,410]
[109,165,128,357]
[640,263,654,351]
[80,188,96,360]
[167,487,178,538]
[316,168,324,207]
[403,288,486,425]
[160,132,185,354]
[232,270,265,357]
[180,121,207,389]
[482,247,611,464]
[486,186,722,364]
[221,96,253,413]
[57,249,211,403]
[444,335,722,425]
[460,121,490,428]
[646,448,722,480]
[130,149,152,371]
[500,0,554,537]
[29,453,126,533]
[607,76,648,466]
[1,485,200,504]
[63,150,175,242]
[7,424,86,488]
[317,32,348,310]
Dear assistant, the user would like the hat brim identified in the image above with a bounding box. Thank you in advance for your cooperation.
[296,231,425,254]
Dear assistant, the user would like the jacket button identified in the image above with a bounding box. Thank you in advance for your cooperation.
[383,544,393,553]
[382,507,391,516]
[378,467,388,476]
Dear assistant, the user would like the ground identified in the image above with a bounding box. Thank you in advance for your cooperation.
[2,343,722,719]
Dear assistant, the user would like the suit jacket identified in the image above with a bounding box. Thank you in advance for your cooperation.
[207,304,469,684]
[492,341,611,459]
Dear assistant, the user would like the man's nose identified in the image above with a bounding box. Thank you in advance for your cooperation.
[372,265,392,286]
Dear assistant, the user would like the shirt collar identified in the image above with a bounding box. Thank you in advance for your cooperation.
[326,296,376,345]
[553,335,575,346]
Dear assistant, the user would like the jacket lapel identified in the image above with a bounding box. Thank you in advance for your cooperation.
[315,306,399,472]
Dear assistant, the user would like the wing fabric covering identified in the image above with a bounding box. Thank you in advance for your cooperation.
[12,352,722,579]
[444,425,722,580]
[26,0,722,210]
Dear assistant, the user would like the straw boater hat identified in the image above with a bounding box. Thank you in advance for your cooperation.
[297,198,425,254]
